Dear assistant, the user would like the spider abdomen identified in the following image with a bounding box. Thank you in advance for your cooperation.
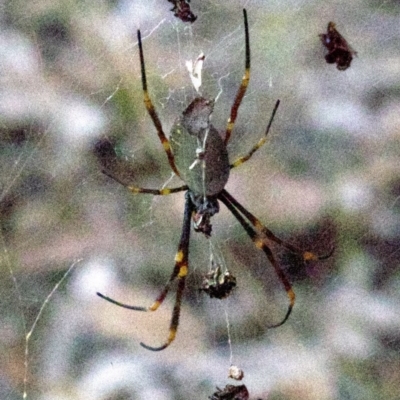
[170,97,230,196]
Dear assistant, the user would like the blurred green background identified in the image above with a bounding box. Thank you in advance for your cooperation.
[1,0,400,399]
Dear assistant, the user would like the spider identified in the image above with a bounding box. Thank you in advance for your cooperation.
[97,9,332,351]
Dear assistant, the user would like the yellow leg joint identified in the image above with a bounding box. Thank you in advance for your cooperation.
[149,300,161,311]
[175,250,184,263]
[254,220,263,231]
[303,251,318,261]
[288,288,296,305]
[144,93,152,107]
[178,265,188,278]
[167,328,177,343]
[255,237,264,249]
[128,186,140,194]
[231,157,244,168]
[227,120,234,132]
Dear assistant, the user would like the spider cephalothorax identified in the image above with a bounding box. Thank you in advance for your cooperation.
[189,192,219,237]
[97,9,332,351]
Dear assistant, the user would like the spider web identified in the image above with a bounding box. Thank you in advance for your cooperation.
[1,0,400,399]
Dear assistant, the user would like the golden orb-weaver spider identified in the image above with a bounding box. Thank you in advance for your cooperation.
[97,9,332,351]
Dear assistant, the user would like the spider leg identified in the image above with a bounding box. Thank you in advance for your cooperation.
[230,99,280,169]
[101,168,188,195]
[137,30,181,178]
[221,189,333,260]
[128,185,188,195]
[224,9,250,145]
[218,189,294,327]
[97,192,193,351]
[141,193,193,350]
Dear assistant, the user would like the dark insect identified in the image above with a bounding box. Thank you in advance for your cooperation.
[168,0,197,23]
[199,263,237,299]
[319,21,356,70]
[96,9,332,351]
[209,384,249,400]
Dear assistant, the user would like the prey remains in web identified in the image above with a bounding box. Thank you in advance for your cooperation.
[97,9,333,351]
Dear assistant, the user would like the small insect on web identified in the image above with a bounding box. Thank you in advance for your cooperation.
[319,22,357,71]
[209,384,250,400]
[96,9,333,351]
[199,258,237,300]
[167,0,197,23]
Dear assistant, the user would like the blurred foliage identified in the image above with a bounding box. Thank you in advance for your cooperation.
[1,0,400,399]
